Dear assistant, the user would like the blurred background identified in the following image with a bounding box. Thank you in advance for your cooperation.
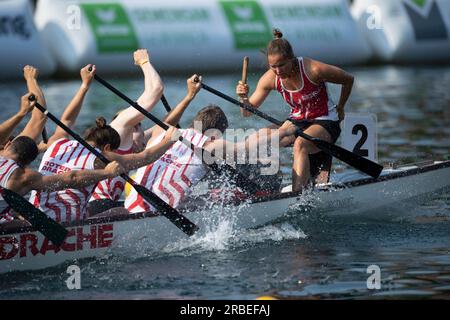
[2,0,450,78]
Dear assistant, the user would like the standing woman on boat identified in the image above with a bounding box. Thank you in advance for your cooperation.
[236,29,354,192]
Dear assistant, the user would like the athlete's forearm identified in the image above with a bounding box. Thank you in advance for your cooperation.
[60,84,89,128]
[337,76,354,108]
[42,168,117,192]
[123,139,173,171]
[19,78,48,141]
[163,95,192,126]
[26,77,46,106]
[136,62,164,109]
[0,112,28,145]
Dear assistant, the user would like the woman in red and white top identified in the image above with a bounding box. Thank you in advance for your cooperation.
[30,117,176,224]
[236,29,354,192]
[0,94,123,226]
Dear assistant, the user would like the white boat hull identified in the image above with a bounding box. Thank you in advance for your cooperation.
[1,161,449,274]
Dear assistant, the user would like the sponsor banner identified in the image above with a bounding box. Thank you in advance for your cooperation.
[219,0,272,50]
[35,0,370,73]
[81,3,139,53]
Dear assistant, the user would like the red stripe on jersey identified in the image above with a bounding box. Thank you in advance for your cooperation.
[0,159,8,170]
[93,181,109,200]
[59,145,69,161]
[180,154,194,188]
[33,191,41,207]
[50,139,69,158]
[157,167,175,207]
[0,163,17,182]
[168,171,186,203]
[127,164,161,212]
[55,192,73,223]
[66,143,79,163]
[65,189,81,221]
[81,150,92,169]
[44,191,62,223]
[73,147,86,167]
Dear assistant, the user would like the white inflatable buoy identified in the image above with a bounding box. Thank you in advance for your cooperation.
[352,0,450,63]
[0,0,56,79]
[35,0,371,74]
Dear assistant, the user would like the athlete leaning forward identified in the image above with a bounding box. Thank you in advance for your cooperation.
[236,29,354,192]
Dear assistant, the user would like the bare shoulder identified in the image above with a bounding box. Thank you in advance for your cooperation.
[303,57,322,79]
[258,69,276,90]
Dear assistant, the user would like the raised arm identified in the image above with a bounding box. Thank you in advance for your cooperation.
[308,58,354,121]
[0,93,35,146]
[106,126,177,171]
[18,66,47,141]
[236,70,274,117]
[8,161,123,195]
[110,49,164,149]
[47,64,96,146]
[163,74,201,126]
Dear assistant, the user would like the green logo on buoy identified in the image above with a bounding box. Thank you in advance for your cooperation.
[81,3,139,53]
[219,0,272,50]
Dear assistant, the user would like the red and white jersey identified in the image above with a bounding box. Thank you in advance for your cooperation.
[29,138,98,224]
[0,156,19,224]
[125,129,209,213]
[276,57,338,121]
[89,146,133,202]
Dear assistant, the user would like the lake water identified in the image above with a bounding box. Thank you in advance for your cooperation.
[0,64,449,300]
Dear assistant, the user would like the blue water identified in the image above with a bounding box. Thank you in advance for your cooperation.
[0,65,449,299]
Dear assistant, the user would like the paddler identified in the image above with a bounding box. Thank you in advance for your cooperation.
[236,29,354,192]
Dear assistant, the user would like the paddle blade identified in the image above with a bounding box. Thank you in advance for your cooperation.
[313,139,383,178]
[131,184,198,236]
[1,188,68,246]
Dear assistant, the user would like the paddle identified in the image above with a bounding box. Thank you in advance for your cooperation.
[91,72,260,195]
[195,79,383,179]
[28,95,198,236]
[0,187,68,246]
[42,127,49,144]
[160,94,180,129]
[241,56,249,85]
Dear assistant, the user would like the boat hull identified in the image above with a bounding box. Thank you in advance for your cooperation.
[1,161,449,274]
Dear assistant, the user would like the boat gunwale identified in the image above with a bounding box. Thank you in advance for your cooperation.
[1,160,449,236]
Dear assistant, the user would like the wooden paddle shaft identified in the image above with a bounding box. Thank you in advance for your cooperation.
[242,56,249,84]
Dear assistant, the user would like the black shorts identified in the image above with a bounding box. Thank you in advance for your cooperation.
[288,119,341,143]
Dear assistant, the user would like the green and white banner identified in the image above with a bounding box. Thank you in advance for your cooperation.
[81,3,138,53]
[219,0,272,50]
[35,0,371,73]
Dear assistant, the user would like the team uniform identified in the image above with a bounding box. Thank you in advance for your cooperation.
[0,157,20,224]
[29,138,98,224]
[275,57,341,182]
[275,56,341,143]
[125,128,208,213]
[87,146,133,214]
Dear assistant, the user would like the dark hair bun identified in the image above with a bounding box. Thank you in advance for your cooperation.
[95,117,107,128]
[272,28,283,39]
